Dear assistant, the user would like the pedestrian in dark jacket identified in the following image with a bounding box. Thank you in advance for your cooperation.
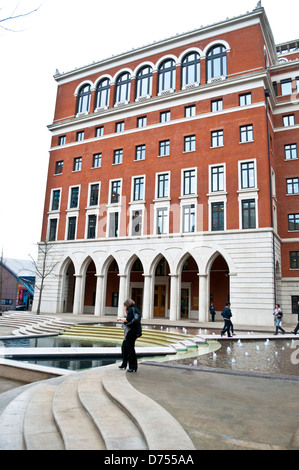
[118,299,142,372]
[209,303,216,322]
[221,302,233,337]
[291,301,299,335]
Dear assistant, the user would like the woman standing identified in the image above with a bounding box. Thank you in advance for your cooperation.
[118,299,142,372]
[273,304,285,335]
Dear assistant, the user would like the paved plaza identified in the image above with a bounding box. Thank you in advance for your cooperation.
[0,313,299,450]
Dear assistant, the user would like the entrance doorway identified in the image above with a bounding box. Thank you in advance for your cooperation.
[181,288,189,318]
[132,287,143,311]
[154,285,166,317]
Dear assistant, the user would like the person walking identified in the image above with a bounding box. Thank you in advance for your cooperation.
[209,303,216,322]
[273,304,285,335]
[221,302,233,337]
[291,300,299,335]
[118,299,142,372]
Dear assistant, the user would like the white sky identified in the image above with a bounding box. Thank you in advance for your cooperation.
[0,0,298,261]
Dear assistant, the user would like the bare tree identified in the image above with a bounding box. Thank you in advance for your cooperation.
[0,1,41,33]
[29,242,60,315]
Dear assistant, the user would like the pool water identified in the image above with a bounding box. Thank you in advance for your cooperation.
[175,338,299,377]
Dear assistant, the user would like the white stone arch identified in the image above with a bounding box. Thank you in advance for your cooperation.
[133,61,155,76]
[73,80,94,97]
[178,47,204,63]
[203,39,231,57]
[155,54,179,69]
[57,255,76,314]
[94,74,113,89]
[112,68,134,83]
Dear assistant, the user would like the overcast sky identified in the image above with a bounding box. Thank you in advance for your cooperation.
[0,0,298,261]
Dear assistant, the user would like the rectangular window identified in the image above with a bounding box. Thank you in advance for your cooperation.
[67,217,76,240]
[183,170,196,195]
[73,157,82,172]
[239,93,252,106]
[110,180,121,203]
[281,79,292,96]
[159,140,170,157]
[87,214,97,239]
[283,115,295,127]
[240,125,253,143]
[211,99,223,112]
[76,131,84,142]
[211,166,224,192]
[131,210,142,236]
[287,178,299,194]
[70,187,79,208]
[137,116,147,128]
[95,126,104,137]
[51,190,60,211]
[93,153,102,168]
[89,183,99,206]
[109,212,119,238]
[133,177,144,201]
[242,199,256,229]
[115,121,124,133]
[157,173,169,198]
[113,149,123,164]
[288,214,299,231]
[59,135,66,146]
[183,205,195,233]
[184,135,196,152]
[55,161,63,175]
[135,145,145,161]
[48,219,57,241]
[160,111,170,123]
[212,202,224,231]
[290,251,299,269]
[211,130,223,147]
[241,161,255,188]
[157,208,168,234]
[285,144,297,160]
[185,105,195,117]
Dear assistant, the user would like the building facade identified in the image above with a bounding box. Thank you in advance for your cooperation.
[1,259,35,312]
[32,6,299,326]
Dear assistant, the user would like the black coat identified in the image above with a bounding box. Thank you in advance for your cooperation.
[221,306,232,320]
[125,306,142,337]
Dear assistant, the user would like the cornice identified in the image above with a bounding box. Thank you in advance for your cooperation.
[53,8,274,85]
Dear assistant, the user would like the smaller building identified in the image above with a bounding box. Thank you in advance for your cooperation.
[0,258,35,313]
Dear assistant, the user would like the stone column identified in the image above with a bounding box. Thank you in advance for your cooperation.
[169,274,179,321]
[117,274,128,318]
[198,274,208,322]
[142,274,152,319]
[73,275,83,315]
[94,275,105,317]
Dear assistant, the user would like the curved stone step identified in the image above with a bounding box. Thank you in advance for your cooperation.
[0,386,37,450]
[24,383,64,450]
[102,371,196,450]
[52,374,105,450]
[78,371,147,450]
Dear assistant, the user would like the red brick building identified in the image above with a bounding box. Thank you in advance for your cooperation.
[33,5,299,326]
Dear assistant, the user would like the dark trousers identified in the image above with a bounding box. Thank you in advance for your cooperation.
[121,329,138,370]
[221,319,232,337]
[294,322,299,334]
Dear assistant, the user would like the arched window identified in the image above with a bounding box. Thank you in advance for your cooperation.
[136,66,153,99]
[77,84,91,114]
[95,78,110,109]
[158,59,176,93]
[181,52,200,87]
[206,45,227,82]
[115,72,131,104]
